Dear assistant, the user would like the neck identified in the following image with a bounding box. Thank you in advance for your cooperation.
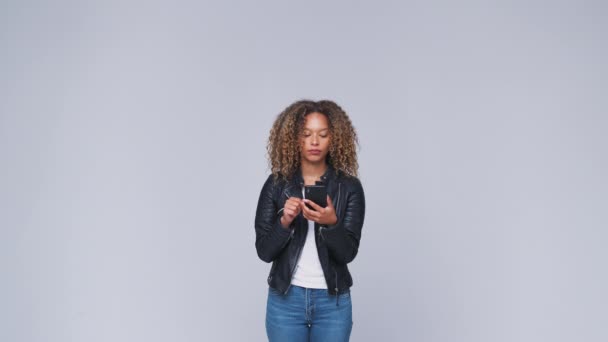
[300,160,327,184]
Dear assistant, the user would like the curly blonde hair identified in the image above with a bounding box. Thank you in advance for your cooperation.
[267,99,359,181]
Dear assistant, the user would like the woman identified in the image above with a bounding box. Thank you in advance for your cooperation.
[254,99,366,342]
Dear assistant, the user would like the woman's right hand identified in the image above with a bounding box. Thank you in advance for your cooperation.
[280,197,303,228]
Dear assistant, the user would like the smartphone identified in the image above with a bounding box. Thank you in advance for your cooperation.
[304,185,327,210]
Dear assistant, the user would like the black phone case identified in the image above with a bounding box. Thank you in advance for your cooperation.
[304,185,327,209]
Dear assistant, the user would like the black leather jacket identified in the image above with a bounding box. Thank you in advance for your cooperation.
[254,164,365,296]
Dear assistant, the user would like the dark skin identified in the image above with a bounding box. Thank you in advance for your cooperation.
[280,113,338,229]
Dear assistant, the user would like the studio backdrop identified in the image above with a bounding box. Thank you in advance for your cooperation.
[1,1,606,341]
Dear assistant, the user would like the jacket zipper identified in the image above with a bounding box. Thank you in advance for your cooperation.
[319,182,340,241]
[335,268,340,305]
[277,187,296,250]
[267,261,277,284]
[283,182,305,295]
[331,182,343,302]
[284,242,303,294]
[335,182,341,218]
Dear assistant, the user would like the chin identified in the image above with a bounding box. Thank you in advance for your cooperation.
[305,155,327,163]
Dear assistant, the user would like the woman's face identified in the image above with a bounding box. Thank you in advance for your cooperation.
[300,112,331,164]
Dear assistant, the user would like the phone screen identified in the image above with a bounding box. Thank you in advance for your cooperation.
[304,185,327,210]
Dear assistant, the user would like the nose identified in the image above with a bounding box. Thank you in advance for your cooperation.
[311,135,319,145]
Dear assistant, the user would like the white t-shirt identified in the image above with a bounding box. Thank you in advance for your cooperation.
[290,188,328,289]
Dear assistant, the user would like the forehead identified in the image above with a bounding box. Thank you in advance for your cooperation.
[303,112,329,129]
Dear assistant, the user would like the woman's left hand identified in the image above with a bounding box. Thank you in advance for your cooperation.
[301,195,338,226]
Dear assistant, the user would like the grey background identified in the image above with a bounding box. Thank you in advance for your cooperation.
[1,0,606,341]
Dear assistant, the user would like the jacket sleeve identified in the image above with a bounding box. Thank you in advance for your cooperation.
[320,177,365,265]
[254,175,295,263]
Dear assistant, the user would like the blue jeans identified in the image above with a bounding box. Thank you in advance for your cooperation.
[265,285,353,342]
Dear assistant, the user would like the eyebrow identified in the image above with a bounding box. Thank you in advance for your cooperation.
[303,128,329,132]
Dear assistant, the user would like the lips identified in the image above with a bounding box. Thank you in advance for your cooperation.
[308,150,321,154]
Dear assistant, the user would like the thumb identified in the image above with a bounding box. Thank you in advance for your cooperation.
[326,194,334,208]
